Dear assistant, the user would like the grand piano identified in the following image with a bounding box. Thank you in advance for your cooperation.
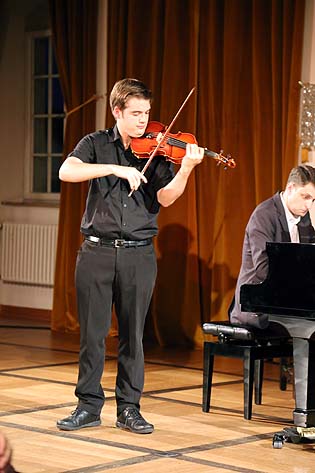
[240,242,315,427]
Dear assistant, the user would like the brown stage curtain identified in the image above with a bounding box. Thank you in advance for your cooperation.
[106,0,305,347]
[49,0,98,331]
[50,0,304,345]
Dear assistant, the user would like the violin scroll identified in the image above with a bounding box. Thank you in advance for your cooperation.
[213,149,236,169]
[204,147,236,169]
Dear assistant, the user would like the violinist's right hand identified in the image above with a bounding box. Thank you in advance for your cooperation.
[111,165,147,191]
[59,157,147,191]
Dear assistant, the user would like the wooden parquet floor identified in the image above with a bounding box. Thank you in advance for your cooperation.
[0,316,314,472]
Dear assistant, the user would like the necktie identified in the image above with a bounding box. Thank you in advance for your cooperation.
[290,223,299,243]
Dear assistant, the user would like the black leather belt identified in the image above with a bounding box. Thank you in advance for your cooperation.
[85,235,152,248]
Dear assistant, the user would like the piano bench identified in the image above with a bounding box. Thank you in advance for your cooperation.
[202,321,293,420]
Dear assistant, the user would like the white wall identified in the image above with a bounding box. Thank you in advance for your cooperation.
[96,0,108,130]
[0,0,59,310]
[0,0,108,311]
[301,0,315,83]
[301,0,315,164]
[301,1,315,227]
[0,6,26,203]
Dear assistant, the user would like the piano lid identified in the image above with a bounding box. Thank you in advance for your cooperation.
[240,242,315,318]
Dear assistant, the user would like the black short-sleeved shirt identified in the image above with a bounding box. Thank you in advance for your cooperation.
[69,125,174,240]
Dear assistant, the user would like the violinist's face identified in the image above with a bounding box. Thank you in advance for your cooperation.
[113,97,151,141]
[284,182,315,217]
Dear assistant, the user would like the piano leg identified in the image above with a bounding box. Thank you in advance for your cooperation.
[293,338,315,427]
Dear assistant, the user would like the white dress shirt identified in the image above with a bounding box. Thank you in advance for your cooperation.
[280,192,300,242]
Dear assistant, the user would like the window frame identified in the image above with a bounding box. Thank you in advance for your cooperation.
[24,29,64,201]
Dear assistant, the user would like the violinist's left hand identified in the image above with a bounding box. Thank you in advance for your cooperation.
[157,143,204,207]
[180,143,204,173]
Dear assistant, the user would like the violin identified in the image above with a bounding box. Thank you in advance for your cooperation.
[131,121,236,169]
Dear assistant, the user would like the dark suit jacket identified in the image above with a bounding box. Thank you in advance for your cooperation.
[230,192,315,328]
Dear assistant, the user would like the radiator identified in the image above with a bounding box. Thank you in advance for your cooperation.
[1,222,58,286]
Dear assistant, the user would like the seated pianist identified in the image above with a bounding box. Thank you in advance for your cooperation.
[230,164,315,329]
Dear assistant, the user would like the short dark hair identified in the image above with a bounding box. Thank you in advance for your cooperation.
[109,78,153,112]
[286,164,315,187]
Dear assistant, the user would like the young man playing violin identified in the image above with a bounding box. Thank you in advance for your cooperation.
[57,78,204,433]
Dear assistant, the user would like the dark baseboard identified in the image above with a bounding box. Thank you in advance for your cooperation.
[0,305,51,322]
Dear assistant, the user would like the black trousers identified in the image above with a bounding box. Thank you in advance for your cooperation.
[74,240,157,416]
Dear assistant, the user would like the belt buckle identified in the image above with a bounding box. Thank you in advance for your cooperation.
[114,239,125,248]
[87,236,100,244]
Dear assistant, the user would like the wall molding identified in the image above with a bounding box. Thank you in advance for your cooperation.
[0,304,51,322]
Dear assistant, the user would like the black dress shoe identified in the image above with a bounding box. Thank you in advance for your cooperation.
[116,407,154,434]
[57,407,101,431]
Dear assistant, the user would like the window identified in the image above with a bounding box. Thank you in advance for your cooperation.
[25,31,64,199]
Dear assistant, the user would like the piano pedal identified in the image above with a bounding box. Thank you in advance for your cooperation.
[272,427,315,448]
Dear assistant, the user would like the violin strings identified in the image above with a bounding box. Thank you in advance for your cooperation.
[147,131,195,149]
[146,131,226,162]
[167,136,222,160]
[166,137,187,149]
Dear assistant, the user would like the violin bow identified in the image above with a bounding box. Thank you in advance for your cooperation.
[128,87,196,197]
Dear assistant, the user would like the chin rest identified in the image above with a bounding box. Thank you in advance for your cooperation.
[202,321,293,420]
